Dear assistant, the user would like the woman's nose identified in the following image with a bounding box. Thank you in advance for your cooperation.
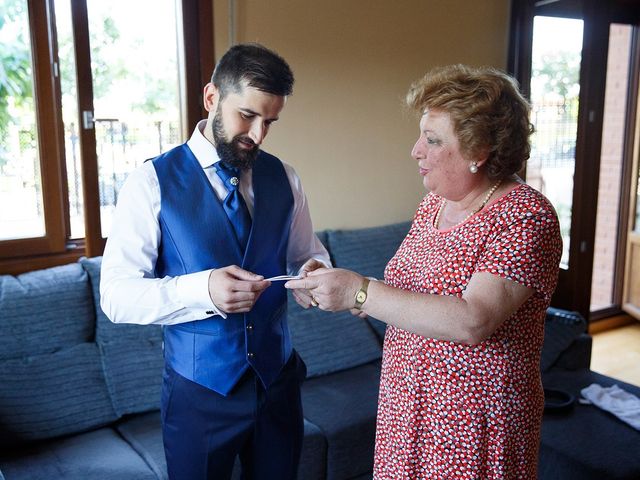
[411,139,423,160]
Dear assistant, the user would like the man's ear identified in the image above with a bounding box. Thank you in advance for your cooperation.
[203,83,219,113]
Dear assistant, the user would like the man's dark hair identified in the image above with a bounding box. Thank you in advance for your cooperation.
[211,43,294,99]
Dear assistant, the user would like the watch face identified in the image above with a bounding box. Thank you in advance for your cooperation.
[356,291,367,303]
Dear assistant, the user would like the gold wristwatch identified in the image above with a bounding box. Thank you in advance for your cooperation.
[354,278,370,309]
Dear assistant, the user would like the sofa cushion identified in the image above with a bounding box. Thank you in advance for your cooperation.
[0,426,159,480]
[315,230,329,257]
[99,339,164,416]
[540,368,640,479]
[0,263,95,360]
[540,307,587,372]
[117,411,327,480]
[296,419,328,480]
[553,333,592,370]
[115,411,167,480]
[326,221,411,341]
[0,343,118,446]
[288,293,382,377]
[79,257,164,344]
[80,257,164,416]
[301,363,381,479]
[326,221,411,279]
[231,418,327,480]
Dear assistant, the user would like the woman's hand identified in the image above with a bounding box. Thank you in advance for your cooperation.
[285,268,365,312]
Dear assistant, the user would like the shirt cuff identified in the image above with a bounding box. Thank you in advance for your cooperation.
[176,269,227,319]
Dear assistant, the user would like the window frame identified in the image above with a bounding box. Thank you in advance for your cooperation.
[0,0,214,275]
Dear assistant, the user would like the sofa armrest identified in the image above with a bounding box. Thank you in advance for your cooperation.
[551,333,592,370]
[540,308,588,372]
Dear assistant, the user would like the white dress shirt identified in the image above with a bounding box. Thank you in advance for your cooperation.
[100,120,330,325]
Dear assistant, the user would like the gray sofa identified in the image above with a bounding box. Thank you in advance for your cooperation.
[1,221,639,480]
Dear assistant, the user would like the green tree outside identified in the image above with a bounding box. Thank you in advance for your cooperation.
[0,0,33,171]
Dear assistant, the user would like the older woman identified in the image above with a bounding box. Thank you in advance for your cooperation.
[286,64,562,479]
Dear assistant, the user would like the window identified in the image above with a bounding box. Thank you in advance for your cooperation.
[0,0,213,274]
[509,0,640,320]
[527,15,583,269]
[0,0,44,241]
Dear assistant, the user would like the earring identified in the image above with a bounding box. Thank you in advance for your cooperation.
[469,162,478,174]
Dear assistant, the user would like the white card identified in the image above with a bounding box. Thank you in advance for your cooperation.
[264,274,303,282]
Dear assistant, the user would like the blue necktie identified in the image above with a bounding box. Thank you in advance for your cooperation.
[214,161,252,251]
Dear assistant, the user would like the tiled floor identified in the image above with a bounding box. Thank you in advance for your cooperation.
[591,322,640,387]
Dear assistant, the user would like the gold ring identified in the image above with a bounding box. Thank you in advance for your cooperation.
[311,297,319,307]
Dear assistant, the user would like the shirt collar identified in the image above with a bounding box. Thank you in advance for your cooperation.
[187,119,220,169]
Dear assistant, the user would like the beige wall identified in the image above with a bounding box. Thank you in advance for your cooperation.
[213,0,511,230]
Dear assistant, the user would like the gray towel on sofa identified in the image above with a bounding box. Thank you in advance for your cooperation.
[581,383,640,431]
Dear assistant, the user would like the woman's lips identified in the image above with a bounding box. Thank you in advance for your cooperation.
[419,167,428,176]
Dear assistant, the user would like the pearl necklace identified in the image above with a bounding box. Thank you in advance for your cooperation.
[434,179,502,229]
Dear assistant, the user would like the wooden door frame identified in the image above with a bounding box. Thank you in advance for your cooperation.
[622,30,640,319]
[508,0,640,320]
[69,0,101,256]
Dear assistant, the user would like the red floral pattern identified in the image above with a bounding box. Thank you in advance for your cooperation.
[374,183,562,480]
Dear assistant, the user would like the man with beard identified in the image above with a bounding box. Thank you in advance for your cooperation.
[100,43,330,480]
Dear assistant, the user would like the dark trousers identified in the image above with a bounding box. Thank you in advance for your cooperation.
[161,351,306,480]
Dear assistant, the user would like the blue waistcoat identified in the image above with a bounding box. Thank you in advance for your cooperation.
[152,144,294,396]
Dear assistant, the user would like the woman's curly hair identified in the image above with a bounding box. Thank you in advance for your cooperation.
[406,64,533,180]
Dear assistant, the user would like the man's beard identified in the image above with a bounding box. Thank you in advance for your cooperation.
[212,109,259,170]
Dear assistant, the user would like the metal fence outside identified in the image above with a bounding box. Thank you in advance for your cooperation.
[64,119,181,213]
[529,97,578,169]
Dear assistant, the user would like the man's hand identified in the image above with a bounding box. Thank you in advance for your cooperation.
[299,258,326,276]
[208,265,271,314]
[350,308,368,319]
[290,258,328,309]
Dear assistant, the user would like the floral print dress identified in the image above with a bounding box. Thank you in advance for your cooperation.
[374,183,562,480]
